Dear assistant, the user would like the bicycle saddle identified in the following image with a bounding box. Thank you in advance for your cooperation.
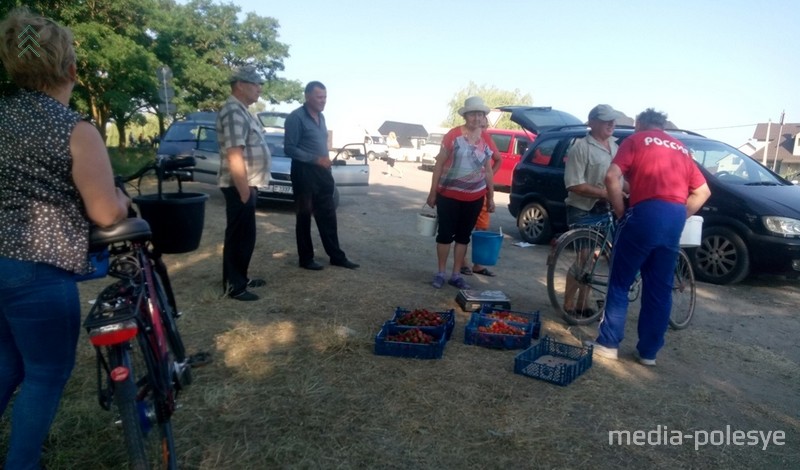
[89,217,152,250]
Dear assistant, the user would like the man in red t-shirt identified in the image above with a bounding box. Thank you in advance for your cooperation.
[587,108,710,366]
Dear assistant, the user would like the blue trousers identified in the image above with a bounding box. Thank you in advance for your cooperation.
[0,257,81,470]
[596,200,686,360]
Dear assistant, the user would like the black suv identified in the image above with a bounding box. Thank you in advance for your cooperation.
[506,107,800,285]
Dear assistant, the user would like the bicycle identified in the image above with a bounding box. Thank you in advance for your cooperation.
[82,156,203,469]
[546,211,696,330]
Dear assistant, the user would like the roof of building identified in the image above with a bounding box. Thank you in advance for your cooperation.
[379,121,429,147]
[752,122,800,141]
[751,122,800,163]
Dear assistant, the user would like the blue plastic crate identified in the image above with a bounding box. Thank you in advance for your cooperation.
[514,336,593,386]
[374,322,447,359]
[463,313,533,350]
[391,307,455,340]
[478,306,541,339]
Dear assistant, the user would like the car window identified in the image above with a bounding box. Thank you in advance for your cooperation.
[526,137,560,166]
[163,123,199,142]
[264,134,286,157]
[684,139,782,185]
[515,138,530,156]
[427,133,444,146]
[196,126,217,152]
[491,134,511,153]
[257,112,288,129]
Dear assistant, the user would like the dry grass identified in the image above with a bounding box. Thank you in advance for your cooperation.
[2,167,799,469]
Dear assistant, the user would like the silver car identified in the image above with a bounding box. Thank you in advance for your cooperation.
[158,116,369,207]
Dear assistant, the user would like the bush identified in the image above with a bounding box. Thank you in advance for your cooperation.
[107,147,154,176]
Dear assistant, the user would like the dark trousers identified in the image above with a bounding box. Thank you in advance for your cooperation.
[434,193,484,245]
[221,186,257,294]
[290,160,346,265]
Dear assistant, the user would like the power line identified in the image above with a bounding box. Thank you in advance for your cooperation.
[691,123,759,131]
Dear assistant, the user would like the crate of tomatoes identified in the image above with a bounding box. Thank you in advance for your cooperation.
[374,322,447,359]
[390,307,456,340]
[463,312,534,350]
[478,306,541,339]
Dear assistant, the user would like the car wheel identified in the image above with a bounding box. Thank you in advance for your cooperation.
[367,152,377,161]
[691,226,750,285]
[516,202,551,244]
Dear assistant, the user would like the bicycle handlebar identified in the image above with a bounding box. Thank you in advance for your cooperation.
[117,156,197,185]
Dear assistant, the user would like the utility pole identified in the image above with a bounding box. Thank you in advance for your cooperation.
[772,111,785,172]
[763,119,771,166]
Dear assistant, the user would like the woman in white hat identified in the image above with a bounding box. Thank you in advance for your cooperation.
[425,96,499,289]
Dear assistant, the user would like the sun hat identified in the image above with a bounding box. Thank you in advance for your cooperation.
[588,104,623,122]
[458,96,491,116]
[229,65,265,84]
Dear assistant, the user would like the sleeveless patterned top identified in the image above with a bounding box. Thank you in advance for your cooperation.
[0,89,91,273]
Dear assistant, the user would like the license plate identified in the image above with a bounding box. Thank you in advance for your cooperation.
[266,184,293,194]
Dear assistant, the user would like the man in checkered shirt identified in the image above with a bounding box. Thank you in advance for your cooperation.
[216,66,270,301]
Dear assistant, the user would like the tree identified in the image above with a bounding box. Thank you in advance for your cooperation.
[72,22,160,145]
[443,82,533,130]
[149,0,303,115]
[1,0,303,145]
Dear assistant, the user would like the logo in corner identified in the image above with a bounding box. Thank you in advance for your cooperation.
[18,25,41,58]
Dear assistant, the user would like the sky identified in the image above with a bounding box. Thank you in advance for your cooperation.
[222,0,798,147]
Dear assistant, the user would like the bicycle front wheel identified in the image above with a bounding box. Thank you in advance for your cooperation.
[108,342,178,469]
[669,249,696,330]
[547,228,610,325]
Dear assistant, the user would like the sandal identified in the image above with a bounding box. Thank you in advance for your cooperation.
[460,266,473,276]
[447,276,471,290]
[473,267,496,277]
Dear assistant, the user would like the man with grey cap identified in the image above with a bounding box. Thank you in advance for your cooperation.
[561,104,626,316]
[216,65,270,301]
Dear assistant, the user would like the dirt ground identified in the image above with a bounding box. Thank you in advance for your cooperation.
[20,160,798,468]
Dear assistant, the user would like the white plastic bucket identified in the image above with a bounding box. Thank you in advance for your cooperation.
[679,215,703,247]
[417,207,437,236]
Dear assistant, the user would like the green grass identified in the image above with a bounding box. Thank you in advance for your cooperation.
[107,147,156,177]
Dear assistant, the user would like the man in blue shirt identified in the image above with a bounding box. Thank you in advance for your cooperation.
[284,81,358,270]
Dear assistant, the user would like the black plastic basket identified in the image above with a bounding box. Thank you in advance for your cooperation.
[133,192,208,254]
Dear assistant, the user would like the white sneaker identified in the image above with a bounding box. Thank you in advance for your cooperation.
[633,350,657,366]
[584,340,618,360]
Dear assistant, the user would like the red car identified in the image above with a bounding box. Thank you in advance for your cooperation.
[485,128,536,189]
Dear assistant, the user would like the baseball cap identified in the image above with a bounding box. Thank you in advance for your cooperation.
[588,104,623,122]
[229,66,265,84]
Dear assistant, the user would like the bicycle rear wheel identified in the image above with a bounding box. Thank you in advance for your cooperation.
[547,228,611,325]
[669,249,696,330]
[151,268,191,386]
[108,340,178,469]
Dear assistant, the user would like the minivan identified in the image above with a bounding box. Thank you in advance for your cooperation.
[505,106,800,285]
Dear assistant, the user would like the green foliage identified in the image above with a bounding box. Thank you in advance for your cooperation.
[1,0,303,143]
[443,82,534,130]
[107,147,156,176]
[149,0,303,113]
